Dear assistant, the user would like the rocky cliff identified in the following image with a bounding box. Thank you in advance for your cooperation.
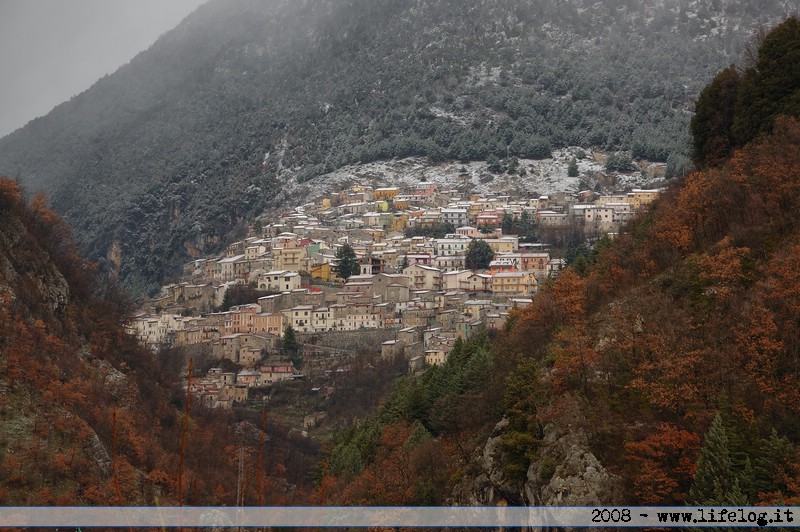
[453,396,622,507]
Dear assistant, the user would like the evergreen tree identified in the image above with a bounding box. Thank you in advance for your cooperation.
[567,157,579,177]
[733,17,800,146]
[283,325,299,355]
[219,287,234,312]
[501,213,514,235]
[334,243,359,280]
[688,414,750,505]
[465,239,494,270]
[519,210,533,236]
[690,65,741,167]
[486,154,503,173]
[753,429,795,497]
[605,152,637,172]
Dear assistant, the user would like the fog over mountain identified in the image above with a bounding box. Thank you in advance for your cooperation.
[0,0,793,294]
[0,0,205,137]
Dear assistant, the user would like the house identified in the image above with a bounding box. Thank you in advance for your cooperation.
[215,333,277,363]
[476,211,502,228]
[260,364,296,384]
[455,226,481,238]
[411,182,437,197]
[483,237,519,254]
[256,270,302,292]
[517,253,550,275]
[433,255,466,272]
[627,189,660,210]
[343,278,375,298]
[310,262,337,282]
[236,368,262,387]
[289,305,315,332]
[489,258,517,274]
[439,208,468,228]
[370,273,412,300]
[463,299,493,320]
[303,411,328,429]
[272,245,306,272]
[217,254,248,281]
[425,348,448,366]
[312,307,334,330]
[406,253,432,266]
[537,211,569,227]
[397,327,422,345]
[239,346,263,367]
[432,236,471,257]
[491,271,538,295]
[442,270,472,291]
[486,312,508,330]
[381,339,406,360]
[403,263,442,291]
[227,304,262,333]
[375,187,401,201]
[461,272,492,292]
[454,319,474,339]
[250,312,285,337]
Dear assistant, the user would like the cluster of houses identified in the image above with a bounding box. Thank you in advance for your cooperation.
[127,182,659,408]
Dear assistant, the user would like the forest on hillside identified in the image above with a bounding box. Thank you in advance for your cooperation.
[309,16,800,506]
[2,6,800,514]
[0,0,791,294]
[0,179,319,506]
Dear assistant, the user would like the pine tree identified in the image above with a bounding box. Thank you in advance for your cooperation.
[567,157,579,177]
[688,414,750,505]
[333,243,359,280]
[732,17,800,146]
[465,239,494,270]
[690,65,741,167]
[283,325,299,355]
[753,429,795,497]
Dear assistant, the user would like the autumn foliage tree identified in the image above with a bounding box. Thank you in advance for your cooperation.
[0,178,316,506]
[489,38,800,500]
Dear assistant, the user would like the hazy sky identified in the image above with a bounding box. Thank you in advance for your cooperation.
[0,0,207,138]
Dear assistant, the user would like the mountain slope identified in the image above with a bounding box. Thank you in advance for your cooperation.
[0,0,793,293]
[311,17,800,506]
[0,180,319,505]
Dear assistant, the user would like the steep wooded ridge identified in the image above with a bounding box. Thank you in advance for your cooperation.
[312,17,800,506]
[0,0,793,294]
[0,180,319,505]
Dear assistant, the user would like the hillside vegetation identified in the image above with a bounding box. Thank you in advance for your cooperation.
[311,17,800,506]
[0,0,793,294]
[0,180,319,505]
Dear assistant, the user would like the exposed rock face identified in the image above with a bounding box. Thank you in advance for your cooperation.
[453,401,622,508]
[526,422,622,506]
[0,216,70,318]
[88,431,113,477]
[451,418,527,506]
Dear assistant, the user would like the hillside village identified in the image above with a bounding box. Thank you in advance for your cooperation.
[127,181,660,409]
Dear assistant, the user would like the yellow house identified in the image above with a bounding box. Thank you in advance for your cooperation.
[626,189,660,210]
[375,200,390,212]
[365,228,385,243]
[375,187,400,201]
[491,271,538,295]
[319,197,331,209]
[272,245,306,272]
[390,213,408,232]
[393,197,410,209]
[310,262,337,282]
[483,237,518,254]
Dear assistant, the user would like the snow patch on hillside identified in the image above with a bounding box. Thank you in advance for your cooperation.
[272,148,663,208]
